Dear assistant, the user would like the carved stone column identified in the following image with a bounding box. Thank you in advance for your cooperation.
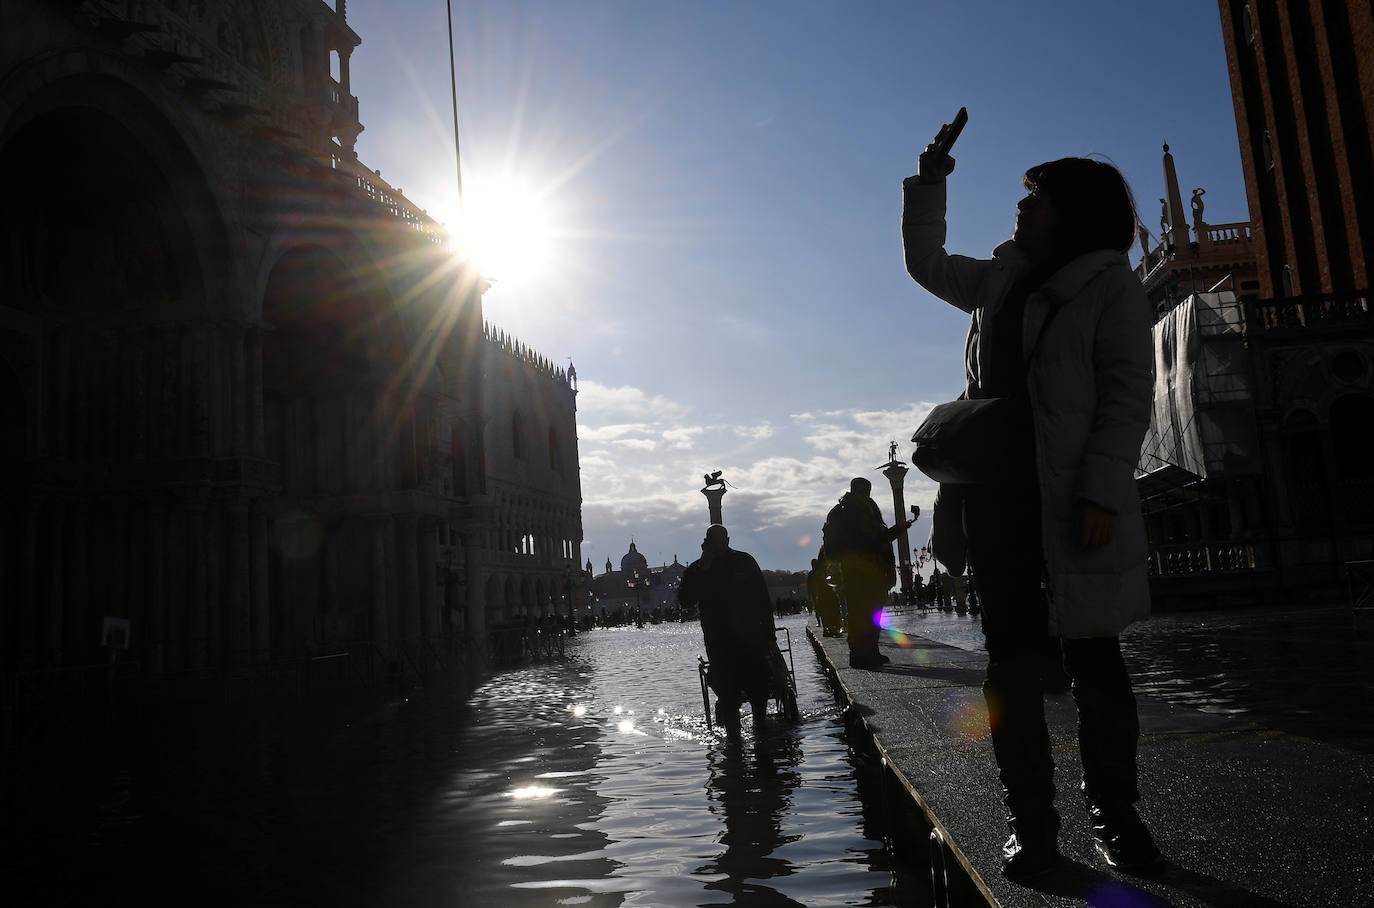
[250,500,271,664]
[186,494,210,671]
[44,498,65,667]
[230,322,248,456]
[165,505,188,672]
[191,324,211,458]
[146,503,167,675]
[882,456,914,601]
[370,515,392,651]
[420,517,441,640]
[462,532,487,643]
[227,500,252,669]
[247,326,265,458]
[396,514,421,644]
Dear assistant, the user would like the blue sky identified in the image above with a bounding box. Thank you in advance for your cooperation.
[346,1,1247,575]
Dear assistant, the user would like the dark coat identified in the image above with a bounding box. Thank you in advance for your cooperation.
[678,547,775,698]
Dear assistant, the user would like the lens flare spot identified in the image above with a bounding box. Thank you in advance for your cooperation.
[569,704,588,718]
[616,719,636,734]
[797,535,812,547]
[947,700,991,742]
[874,609,892,629]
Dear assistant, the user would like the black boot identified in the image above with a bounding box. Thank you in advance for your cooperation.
[1066,638,1161,871]
[984,658,1060,879]
[1085,800,1159,870]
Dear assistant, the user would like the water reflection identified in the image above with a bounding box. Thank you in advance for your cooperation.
[701,730,806,905]
[7,615,927,906]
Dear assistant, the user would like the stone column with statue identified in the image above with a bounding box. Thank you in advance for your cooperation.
[701,470,727,526]
[880,441,917,603]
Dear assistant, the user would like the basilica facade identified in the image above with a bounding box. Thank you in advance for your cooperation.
[0,1,582,682]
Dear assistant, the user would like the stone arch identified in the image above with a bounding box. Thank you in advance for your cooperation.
[0,67,232,319]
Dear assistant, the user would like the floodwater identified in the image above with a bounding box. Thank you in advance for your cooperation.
[9,604,1369,907]
[5,614,925,908]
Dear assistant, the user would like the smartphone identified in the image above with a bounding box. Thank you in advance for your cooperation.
[931,107,968,159]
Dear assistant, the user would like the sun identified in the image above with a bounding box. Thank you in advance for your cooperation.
[451,174,558,288]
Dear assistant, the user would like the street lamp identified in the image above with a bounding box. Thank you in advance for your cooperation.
[627,570,648,628]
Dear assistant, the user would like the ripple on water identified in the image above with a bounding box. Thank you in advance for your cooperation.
[447,615,924,907]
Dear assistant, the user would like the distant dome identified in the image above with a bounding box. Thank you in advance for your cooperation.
[620,540,649,575]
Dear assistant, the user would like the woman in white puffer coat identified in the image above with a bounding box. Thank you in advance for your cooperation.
[903,143,1159,879]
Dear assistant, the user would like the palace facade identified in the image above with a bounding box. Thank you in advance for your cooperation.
[0,0,582,683]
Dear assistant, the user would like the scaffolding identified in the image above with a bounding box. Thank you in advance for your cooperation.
[1138,291,1259,487]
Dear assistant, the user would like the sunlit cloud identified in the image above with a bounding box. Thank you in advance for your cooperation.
[578,379,692,423]
[733,424,774,441]
[580,423,656,442]
[663,426,705,448]
[577,397,944,571]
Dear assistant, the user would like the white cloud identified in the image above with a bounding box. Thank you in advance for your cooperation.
[733,423,774,440]
[579,423,655,442]
[577,379,692,424]
[662,426,705,448]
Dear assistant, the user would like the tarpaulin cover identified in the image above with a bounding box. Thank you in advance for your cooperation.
[1137,292,1259,481]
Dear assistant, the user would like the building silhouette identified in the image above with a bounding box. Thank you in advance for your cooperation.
[0,1,582,687]
[585,543,687,621]
[1133,0,1373,606]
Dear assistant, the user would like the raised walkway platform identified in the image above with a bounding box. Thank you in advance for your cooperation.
[806,619,1374,907]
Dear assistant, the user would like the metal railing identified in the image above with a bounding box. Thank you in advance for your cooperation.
[1149,542,1258,576]
[1247,293,1372,334]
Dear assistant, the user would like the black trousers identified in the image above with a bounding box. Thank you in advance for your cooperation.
[964,474,1142,812]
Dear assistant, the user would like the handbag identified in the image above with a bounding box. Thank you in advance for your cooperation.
[910,396,1016,484]
[910,299,1064,485]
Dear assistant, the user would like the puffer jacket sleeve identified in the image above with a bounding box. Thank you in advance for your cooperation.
[1073,266,1154,510]
[901,177,989,313]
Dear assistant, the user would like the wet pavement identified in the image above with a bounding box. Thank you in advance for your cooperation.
[897,603,1374,754]
[812,602,1374,907]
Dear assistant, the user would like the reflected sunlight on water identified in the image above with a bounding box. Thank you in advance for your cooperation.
[10,614,924,908]
[447,614,924,907]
